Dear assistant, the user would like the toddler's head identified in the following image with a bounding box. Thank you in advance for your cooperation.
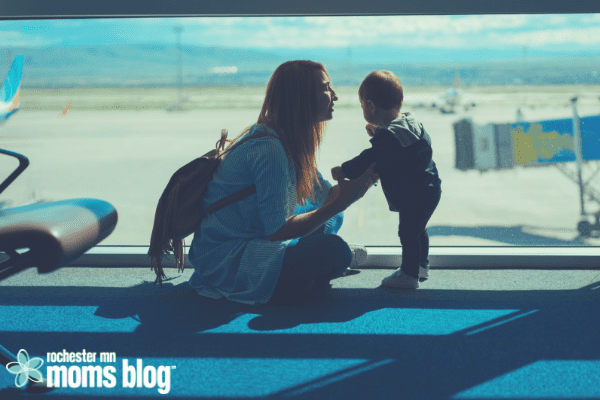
[358,71,403,125]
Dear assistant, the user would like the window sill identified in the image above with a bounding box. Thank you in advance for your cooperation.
[74,246,600,269]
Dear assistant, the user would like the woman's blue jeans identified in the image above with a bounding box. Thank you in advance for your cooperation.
[268,205,351,304]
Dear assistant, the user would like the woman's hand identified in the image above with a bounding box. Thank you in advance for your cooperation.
[325,163,379,212]
[331,166,345,181]
[268,163,378,242]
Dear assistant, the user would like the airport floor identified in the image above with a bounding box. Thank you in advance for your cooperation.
[1,267,599,399]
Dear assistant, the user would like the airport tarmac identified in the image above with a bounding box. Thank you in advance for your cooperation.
[1,88,600,247]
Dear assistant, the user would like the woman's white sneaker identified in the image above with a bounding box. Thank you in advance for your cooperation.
[341,244,368,277]
[348,244,368,269]
[381,269,419,289]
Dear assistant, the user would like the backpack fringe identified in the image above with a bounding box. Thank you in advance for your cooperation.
[148,181,184,287]
[173,238,185,273]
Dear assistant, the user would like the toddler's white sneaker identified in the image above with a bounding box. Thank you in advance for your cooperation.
[381,269,419,289]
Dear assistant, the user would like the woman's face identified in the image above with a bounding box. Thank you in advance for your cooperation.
[316,70,338,122]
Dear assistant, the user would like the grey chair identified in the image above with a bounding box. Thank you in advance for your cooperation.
[0,148,118,392]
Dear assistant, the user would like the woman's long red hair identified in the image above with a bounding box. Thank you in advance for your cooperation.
[233,60,327,206]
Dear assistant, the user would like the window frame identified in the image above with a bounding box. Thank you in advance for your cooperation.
[2,0,599,270]
[0,0,597,19]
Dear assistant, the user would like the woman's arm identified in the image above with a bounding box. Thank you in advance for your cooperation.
[311,169,333,207]
[268,163,378,242]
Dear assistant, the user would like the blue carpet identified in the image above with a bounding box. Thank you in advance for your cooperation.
[1,282,599,399]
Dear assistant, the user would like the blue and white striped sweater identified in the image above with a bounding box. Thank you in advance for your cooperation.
[188,124,332,305]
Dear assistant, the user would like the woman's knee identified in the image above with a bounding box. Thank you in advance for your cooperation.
[298,234,351,270]
[326,234,352,269]
[284,234,350,269]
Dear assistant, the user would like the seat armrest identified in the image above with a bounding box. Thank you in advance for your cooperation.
[0,198,117,273]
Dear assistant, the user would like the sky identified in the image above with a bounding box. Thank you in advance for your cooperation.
[1,14,600,62]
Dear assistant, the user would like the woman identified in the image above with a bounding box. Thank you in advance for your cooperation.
[188,60,379,305]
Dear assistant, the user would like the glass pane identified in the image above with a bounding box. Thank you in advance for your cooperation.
[1,15,599,246]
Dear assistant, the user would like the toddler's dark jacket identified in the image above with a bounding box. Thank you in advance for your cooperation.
[341,112,441,212]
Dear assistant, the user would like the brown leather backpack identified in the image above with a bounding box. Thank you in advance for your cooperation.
[148,127,279,286]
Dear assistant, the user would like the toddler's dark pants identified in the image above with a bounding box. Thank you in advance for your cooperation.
[398,187,441,279]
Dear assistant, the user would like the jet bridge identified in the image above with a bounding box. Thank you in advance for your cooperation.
[454,98,600,237]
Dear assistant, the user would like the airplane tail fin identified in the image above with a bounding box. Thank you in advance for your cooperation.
[0,55,24,122]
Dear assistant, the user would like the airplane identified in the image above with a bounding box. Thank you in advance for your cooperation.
[410,71,477,114]
[0,54,23,123]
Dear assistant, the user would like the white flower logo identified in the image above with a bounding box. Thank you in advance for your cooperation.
[5,349,44,388]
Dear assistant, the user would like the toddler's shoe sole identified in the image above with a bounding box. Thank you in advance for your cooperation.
[381,270,419,289]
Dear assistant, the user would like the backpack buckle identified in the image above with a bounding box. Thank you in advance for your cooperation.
[216,129,228,152]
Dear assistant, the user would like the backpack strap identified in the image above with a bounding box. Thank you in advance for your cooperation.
[203,128,281,218]
[203,185,257,217]
[220,130,279,157]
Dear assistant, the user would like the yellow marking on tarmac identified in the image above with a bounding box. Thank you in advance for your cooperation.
[61,100,72,116]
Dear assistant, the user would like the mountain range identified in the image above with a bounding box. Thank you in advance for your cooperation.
[2,44,599,87]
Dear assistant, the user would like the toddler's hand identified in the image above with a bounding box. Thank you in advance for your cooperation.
[331,166,345,181]
[366,124,378,137]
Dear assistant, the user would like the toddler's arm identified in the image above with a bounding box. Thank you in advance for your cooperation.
[341,148,378,180]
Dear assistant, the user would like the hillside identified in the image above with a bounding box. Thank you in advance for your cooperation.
[2,45,599,87]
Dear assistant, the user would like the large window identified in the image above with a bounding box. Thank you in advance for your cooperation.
[1,14,600,246]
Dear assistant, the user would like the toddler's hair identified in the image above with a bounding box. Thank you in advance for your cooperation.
[358,71,403,110]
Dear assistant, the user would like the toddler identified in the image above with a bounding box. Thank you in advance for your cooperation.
[331,71,442,289]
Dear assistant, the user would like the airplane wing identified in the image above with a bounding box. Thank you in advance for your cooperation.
[0,55,23,122]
